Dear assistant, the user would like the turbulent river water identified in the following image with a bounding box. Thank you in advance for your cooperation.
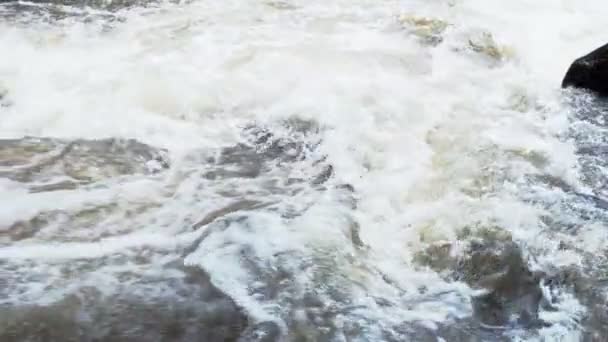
[1,0,608,341]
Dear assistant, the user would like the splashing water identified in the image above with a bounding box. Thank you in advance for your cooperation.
[1,0,608,340]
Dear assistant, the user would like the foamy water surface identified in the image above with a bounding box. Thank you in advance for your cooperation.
[1,0,608,340]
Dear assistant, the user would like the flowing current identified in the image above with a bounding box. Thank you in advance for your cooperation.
[1,0,608,341]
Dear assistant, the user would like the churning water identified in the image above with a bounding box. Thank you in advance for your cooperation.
[1,0,608,341]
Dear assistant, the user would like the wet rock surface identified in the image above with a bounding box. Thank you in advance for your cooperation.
[543,266,608,342]
[0,89,9,108]
[202,121,321,182]
[419,94,608,341]
[0,114,603,341]
[0,137,168,188]
[415,227,545,339]
[0,108,605,342]
[0,265,248,342]
[465,31,512,62]
[493,93,608,341]
[0,118,588,342]
[183,121,382,342]
[0,120,355,342]
[464,241,543,329]
[0,137,170,245]
[1,0,157,11]
[398,14,448,46]
[0,3,113,25]
[0,0,160,24]
[563,43,608,97]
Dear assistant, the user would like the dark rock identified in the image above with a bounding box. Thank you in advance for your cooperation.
[0,264,249,342]
[544,267,608,341]
[461,239,544,329]
[238,321,281,342]
[311,164,333,185]
[0,295,85,342]
[191,200,266,230]
[0,137,169,186]
[203,118,323,182]
[413,242,454,272]
[0,1,125,25]
[0,119,343,342]
[562,43,608,96]
[415,228,544,333]
[0,89,9,107]
[0,0,158,11]
[0,137,170,243]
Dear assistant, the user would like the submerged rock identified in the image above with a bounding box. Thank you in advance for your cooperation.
[398,14,448,46]
[0,137,170,244]
[562,43,608,97]
[265,1,296,11]
[0,265,249,342]
[464,240,543,329]
[415,226,544,335]
[202,118,325,184]
[466,31,514,63]
[0,88,9,108]
[0,118,343,341]
[1,0,156,10]
[0,137,169,188]
[544,266,608,341]
[0,1,123,26]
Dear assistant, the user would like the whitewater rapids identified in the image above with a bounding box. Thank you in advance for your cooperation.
[1,0,608,341]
